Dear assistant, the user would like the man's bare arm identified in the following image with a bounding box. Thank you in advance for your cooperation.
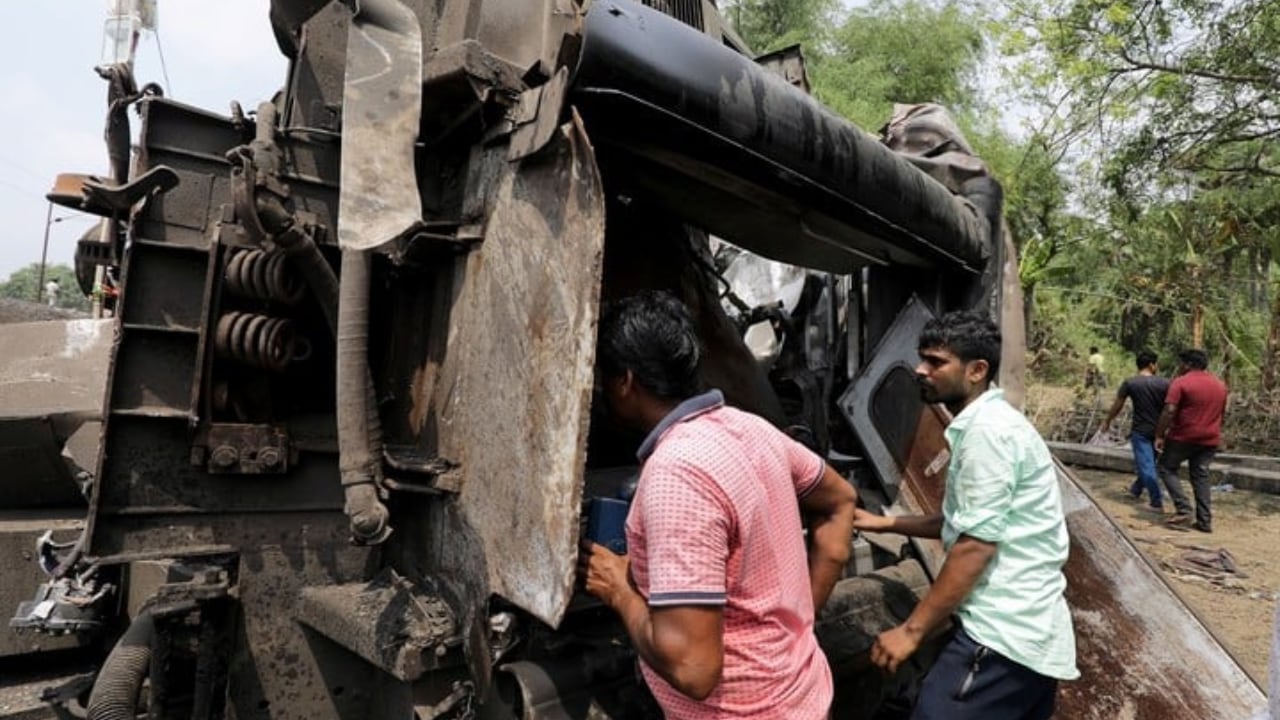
[900,534,996,639]
[799,464,857,612]
[870,534,997,673]
[614,593,724,700]
[581,542,724,700]
[853,509,944,539]
[1100,390,1127,432]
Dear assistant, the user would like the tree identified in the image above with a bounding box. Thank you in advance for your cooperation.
[723,0,838,55]
[0,264,91,312]
[999,0,1280,183]
[994,0,1280,390]
[811,0,984,131]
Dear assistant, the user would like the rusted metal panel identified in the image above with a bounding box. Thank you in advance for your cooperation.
[509,67,571,161]
[1054,459,1267,718]
[754,44,810,93]
[431,114,605,626]
[0,320,112,423]
[0,320,112,508]
[217,513,383,720]
[337,0,423,251]
[296,569,459,682]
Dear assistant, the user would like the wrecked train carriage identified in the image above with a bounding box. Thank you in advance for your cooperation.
[48,1,991,716]
[5,0,1268,718]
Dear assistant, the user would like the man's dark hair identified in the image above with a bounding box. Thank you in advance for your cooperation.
[597,290,701,400]
[1178,348,1209,370]
[1089,346,1099,354]
[1136,350,1158,370]
[918,310,1001,383]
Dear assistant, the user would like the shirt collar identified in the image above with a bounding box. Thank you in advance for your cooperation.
[943,387,1003,445]
[636,389,724,462]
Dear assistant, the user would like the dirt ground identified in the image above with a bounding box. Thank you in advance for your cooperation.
[1067,466,1279,686]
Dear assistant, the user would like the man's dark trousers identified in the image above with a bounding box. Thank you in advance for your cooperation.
[911,629,1056,720]
[1159,440,1217,530]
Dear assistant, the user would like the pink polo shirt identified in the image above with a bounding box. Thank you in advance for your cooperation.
[627,391,832,719]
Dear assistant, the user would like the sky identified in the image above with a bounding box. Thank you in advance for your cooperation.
[0,1,285,281]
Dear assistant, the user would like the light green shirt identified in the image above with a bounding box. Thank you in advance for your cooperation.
[942,388,1079,680]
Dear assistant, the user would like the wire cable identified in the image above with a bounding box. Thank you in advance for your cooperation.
[153,28,173,96]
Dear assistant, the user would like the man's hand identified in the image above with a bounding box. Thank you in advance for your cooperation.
[852,507,892,533]
[852,510,944,540]
[580,541,725,700]
[870,623,924,674]
[1154,437,1165,453]
[579,540,632,610]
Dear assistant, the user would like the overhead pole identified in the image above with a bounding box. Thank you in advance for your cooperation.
[36,202,52,303]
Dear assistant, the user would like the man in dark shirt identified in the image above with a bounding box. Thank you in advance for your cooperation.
[1155,349,1228,533]
[1100,350,1170,511]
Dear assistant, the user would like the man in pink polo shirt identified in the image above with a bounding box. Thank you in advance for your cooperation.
[580,290,857,719]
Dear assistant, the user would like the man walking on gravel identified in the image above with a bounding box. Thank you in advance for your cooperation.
[1100,350,1170,512]
[1155,348,1228,533]
[853,310,1077,719]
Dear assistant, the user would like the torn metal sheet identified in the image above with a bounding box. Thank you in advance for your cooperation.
[297,570,458,682]
[1054,459,1266,718]
[508,67,571,162]
[0,320,112,507]
[0,319,112,424]
[337,0,423,250]
[431,114,606,626]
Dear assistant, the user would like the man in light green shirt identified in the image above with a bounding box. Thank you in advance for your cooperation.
[854,310,1077,719]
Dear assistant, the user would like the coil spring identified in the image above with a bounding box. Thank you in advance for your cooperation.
[224,249,305,305]
[215,311,297,372]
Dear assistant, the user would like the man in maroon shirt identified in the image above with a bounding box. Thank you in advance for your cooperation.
[1155,348,1228,533]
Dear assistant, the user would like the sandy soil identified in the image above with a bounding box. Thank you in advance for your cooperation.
[1068,466,1279,686]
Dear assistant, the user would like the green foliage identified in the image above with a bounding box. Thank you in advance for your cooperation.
[722,0,838,54]
[998,0,1280,185]
[992,0,1280,391]
[809,0,984,131]
[0,264,90,312]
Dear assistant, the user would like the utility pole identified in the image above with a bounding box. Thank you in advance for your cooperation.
[36,202,52,303]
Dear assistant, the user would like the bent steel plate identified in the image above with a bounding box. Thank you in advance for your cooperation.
[1052,458,1267,718]
[337,0,423,250]
[432,113,606,626]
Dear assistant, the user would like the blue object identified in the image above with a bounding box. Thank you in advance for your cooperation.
[1130,434,1163,508]
[587,497,630,554]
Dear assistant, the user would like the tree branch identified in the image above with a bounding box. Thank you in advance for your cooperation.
[1118,49,1280,89]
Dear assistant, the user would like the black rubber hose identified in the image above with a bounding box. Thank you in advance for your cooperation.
[273,223,340,333]
[274,225,388,546]
[86,611,155,720]
[337,248,390,544]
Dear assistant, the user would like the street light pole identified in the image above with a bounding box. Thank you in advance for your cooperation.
[36,202,52,303]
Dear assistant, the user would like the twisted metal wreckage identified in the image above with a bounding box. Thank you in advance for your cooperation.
[0,1,1267,718]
